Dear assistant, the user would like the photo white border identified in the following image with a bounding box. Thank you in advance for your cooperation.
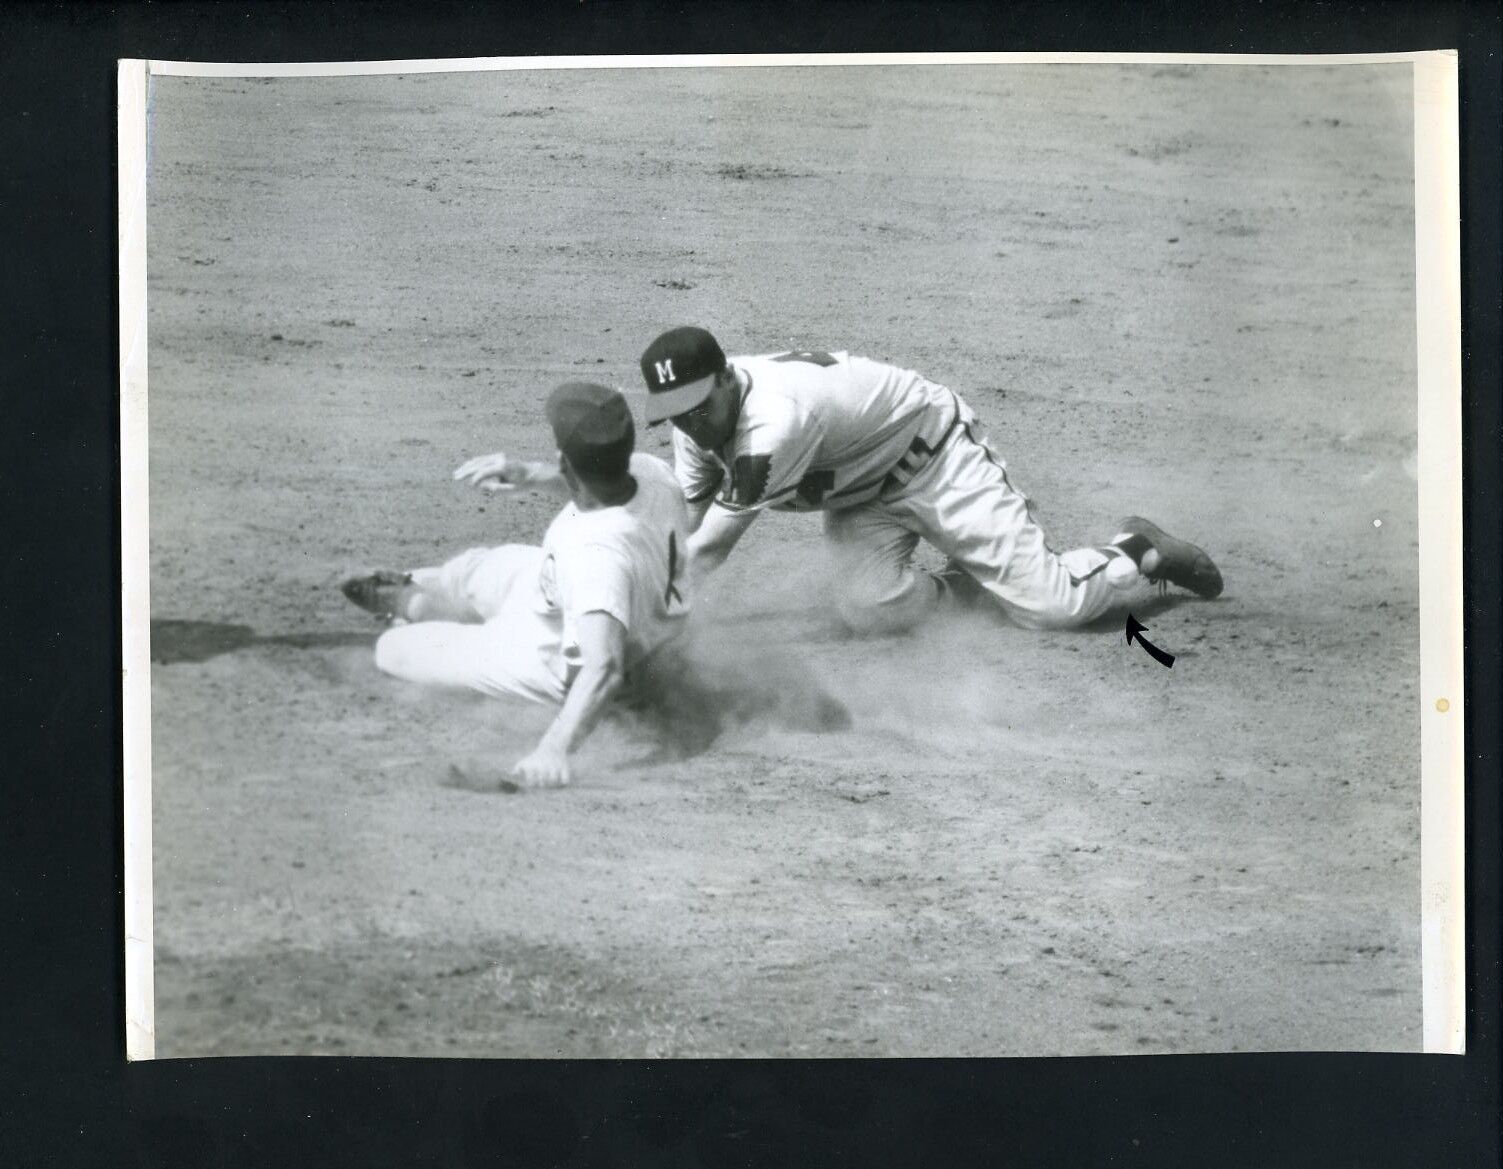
[120,56,153,1061]
[146,51,1450,76]
[1413,52,1464,1055]
[119,49,1465,1059]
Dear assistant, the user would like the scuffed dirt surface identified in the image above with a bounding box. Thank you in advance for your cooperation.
[145,64,1421,1057]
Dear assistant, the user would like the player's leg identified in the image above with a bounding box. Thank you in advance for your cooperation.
[342,544,545,624]
[896,419,1216,629]
[410,544,545,621]
[372,611,567,706]
[822,505,934,634]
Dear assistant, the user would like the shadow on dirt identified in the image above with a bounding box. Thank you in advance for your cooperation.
[151,619,375,664]
[151,619,850,770]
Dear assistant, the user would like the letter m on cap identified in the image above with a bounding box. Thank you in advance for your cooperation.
[654,358,676,385]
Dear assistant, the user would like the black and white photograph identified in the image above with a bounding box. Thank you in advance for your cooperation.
[121,53,1463,1059]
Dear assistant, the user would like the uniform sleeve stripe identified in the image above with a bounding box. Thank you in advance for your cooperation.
[716,484,799,512]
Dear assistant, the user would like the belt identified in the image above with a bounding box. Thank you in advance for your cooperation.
[879,391,969,498]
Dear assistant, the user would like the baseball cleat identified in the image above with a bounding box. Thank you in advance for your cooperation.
[1115,516,1223,599]
[339,570,413,622]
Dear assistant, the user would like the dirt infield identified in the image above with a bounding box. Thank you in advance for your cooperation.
[145,62,1421,1056]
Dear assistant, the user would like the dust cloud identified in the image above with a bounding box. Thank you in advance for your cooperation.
[623,553,1029,759]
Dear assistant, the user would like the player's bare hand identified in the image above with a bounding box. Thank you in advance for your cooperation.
[453,452,527,492]
[512,744,573,789]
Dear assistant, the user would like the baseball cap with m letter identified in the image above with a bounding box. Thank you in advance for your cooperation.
[639,326,727,424]
[546,381,635,478]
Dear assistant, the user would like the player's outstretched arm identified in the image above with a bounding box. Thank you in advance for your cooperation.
[452,452,570,497]
[512,611,628,787]
[687,503,758,583]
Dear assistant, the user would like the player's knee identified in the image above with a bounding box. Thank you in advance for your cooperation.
[373,626,417,679]
[834,574,937,636]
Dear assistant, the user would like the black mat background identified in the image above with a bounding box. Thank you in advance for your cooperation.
[0,3,1496,1166]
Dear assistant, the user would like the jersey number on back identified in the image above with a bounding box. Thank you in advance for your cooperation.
[664,531,684,606]
[771,350,837,367]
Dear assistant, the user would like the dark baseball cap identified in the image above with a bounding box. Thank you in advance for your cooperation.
[545,381,634,477]
[639,326,727,423]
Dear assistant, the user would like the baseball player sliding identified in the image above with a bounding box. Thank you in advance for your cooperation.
[340,382,692,787]
[638,326,1222,633]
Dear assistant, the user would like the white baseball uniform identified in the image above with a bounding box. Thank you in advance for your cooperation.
[672,349,1156,632]
[373,453,693,701]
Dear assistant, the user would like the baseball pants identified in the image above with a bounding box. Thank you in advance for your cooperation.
[824,412,1156,633]
[371,544,568,705]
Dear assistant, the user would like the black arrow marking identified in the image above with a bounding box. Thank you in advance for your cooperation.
[1125,613,1175,668]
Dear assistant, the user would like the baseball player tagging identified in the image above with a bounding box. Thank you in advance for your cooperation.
[638,326,1222,633]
